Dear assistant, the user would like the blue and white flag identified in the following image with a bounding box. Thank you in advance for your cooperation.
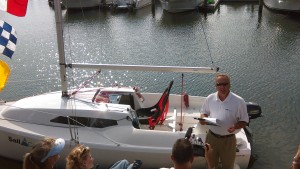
[0,20,17,59]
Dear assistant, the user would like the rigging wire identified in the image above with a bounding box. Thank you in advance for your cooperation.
[62,4,104,144]
[199,16,216,69]
[68,70,102,144]
[64,0,93,144]
[71,70,102,96]
[63,5,80,145]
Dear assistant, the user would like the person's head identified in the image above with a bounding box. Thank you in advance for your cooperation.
[66,144,94,169]
[215,73,231,98]
[23,137,65,169]
[171,138,194,169]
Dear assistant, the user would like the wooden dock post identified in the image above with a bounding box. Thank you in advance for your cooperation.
[259,0,263,13]
[151,0,156,17]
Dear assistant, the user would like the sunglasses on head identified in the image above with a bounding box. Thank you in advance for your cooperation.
[80,147,88,158]
[216,83,229,87]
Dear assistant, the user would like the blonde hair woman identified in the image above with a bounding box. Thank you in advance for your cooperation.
[66,145,94,169]
[23,137,65,169]
[66,144,142,169]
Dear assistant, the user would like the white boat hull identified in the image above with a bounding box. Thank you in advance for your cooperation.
[159,0,203,13]
[62,0,102,8]
[0,88,251,169]
[61,0,151,9]
[135,0,152,9]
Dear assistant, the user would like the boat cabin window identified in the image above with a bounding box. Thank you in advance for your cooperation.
[109,94,121,103]
[93,90,135,109]
[108,93,134,107]
[50,116,118,128]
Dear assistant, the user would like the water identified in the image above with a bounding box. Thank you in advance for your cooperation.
[0,0,300,168]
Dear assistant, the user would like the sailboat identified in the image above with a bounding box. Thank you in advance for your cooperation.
[0,0,262,168]
[61,0,151,10]
[159,0,204,13]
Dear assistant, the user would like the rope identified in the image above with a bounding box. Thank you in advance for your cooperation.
[199,17,216,69]
[71,70,101,96]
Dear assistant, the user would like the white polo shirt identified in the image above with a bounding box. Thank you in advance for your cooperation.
[201,91,249,136]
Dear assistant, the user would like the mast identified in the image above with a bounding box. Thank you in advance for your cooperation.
[54,0,69,97]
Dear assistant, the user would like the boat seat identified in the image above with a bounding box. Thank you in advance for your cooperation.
[136,80,173,129]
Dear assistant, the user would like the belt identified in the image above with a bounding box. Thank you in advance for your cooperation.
[209,130,234,138]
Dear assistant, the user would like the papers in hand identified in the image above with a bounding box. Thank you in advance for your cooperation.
[194,117,221,127]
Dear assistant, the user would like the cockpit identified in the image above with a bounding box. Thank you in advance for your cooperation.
[92,87,145,110]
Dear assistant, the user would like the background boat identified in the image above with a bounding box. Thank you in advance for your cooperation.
[61,0,151,10]
[159,0,204,13]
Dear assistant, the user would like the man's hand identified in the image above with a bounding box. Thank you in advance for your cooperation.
[199,114,208,125]
[228,121,248,133]
[227,126,235,133]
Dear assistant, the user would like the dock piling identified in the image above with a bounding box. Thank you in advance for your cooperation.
[259,0,263,13]
[152,0,155,17]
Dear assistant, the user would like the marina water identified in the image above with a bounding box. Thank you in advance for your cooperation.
[0,0,300,168]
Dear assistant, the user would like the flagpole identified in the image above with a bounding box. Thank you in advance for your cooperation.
[54,0,68,97]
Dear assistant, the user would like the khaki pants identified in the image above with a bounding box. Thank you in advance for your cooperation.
[206,131,236,169]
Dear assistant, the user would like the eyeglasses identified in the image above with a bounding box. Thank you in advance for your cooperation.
[80,147,87,158]
[216,83,229,87]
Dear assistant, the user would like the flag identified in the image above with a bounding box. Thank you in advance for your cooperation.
[0,60,10,92]
[0,0,28,17]
[0,20,17,59]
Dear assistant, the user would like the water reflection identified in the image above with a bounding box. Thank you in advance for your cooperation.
[158,10,202,26]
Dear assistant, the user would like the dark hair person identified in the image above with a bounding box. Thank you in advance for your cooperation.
[171,138,194,169]
[163,138,214,169]
[23,137,65,169]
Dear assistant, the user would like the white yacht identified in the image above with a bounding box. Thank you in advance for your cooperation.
[61,0,151,10]
[160,0,204,13]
